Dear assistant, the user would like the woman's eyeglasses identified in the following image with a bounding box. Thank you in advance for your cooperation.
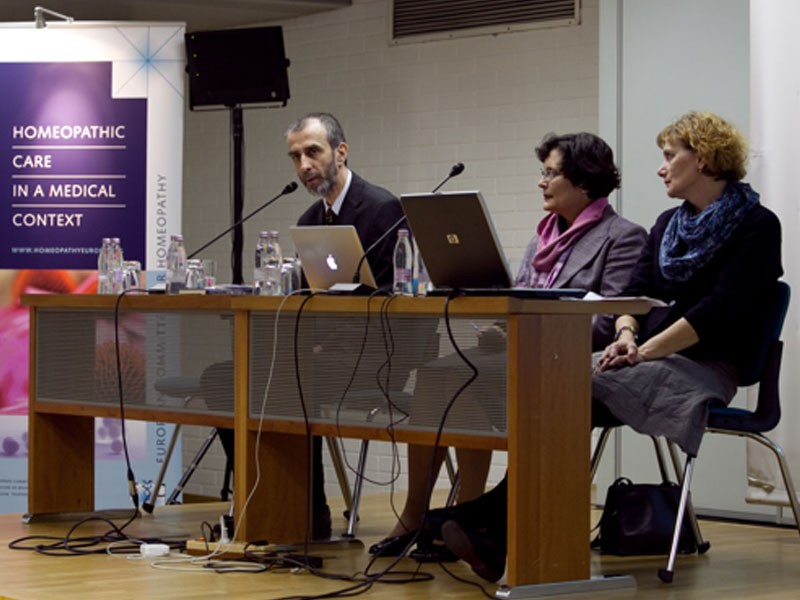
[539,168,562,182]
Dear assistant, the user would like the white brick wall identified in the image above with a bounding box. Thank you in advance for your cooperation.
[179,0,600,500]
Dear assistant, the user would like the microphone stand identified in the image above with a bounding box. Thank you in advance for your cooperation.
[231,107,245,283]
[327,163,465,295]
[187,182,298,260]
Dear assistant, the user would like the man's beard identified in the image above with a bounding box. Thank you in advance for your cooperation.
[304,159,338,197]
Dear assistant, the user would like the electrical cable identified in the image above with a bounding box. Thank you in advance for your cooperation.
[359,291,483,565]
[247,289,436,596]
[7,288,165,556]
[113,288,145,511]
[329,291,409,489]
[358,290,486,591]
[263,289,489,599]
[218,291,297,556]
[145,295,296,573]
[7,513,183,557]
[133,288,474,596]
[307,292,484,595]
[437,561,495,599]
[291,290,320,561]
[12,286,485,596]
[191,290,491,597]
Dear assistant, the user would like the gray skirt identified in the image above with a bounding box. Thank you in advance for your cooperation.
[592,353,738,456]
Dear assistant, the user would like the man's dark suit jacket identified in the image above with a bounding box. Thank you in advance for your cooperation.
[296,171,404,289]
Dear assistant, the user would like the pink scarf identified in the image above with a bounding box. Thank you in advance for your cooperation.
[530,198,609,288]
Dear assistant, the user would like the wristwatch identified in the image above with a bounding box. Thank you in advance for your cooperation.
[614,325,638,341]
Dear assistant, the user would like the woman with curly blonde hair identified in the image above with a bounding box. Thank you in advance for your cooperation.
[656,110,748,181]
[591,110,781,451]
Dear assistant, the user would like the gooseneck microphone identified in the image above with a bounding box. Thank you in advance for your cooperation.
[329,163,466,295]
[187,181,298,259]
[431,162,465,193]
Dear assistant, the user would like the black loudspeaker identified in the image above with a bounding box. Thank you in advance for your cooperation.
[185,26,290,110]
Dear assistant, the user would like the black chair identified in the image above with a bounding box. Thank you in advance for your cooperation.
[592,281,798,583]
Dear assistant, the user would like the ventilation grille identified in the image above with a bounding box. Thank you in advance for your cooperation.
[393,0,579,42]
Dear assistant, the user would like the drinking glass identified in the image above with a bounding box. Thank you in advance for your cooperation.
[201,258,217,288]
[122,260,142,290]
[281,257,302,294]
[184,259,206,290]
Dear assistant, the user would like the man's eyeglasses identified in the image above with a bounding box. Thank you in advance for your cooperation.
[540,168,562,182]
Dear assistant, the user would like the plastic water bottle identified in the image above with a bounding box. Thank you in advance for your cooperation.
[97,237,112,294]
[109,237,124,294]
[414,241,432,296]
[253,231,267,293]
[165,234,187,294]
[393,228,413,296]
[254,231,282,296]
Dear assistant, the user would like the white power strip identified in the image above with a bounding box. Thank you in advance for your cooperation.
[140,543,170,557]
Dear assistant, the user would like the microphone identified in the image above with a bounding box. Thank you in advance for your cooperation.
[328,163,465,295]
[431,162,464,193]
[187,181,298,259]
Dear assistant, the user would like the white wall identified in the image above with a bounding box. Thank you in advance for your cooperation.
[747,0,800,518]
[180,0,603,500]
[597,0,790,522]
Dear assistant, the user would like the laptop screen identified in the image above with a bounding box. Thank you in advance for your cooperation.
[289,225,377,291]
[399,191,512,290]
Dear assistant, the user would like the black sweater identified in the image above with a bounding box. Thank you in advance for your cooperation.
[626,203,783,378]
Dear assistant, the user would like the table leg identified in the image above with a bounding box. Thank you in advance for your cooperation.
[28,412,94,515]
[235,430,310,543]
[506,313,591,585]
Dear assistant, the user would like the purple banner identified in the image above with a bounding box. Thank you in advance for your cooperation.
[1,62,147,269]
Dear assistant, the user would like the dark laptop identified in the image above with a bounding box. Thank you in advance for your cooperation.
[399,190,585,299]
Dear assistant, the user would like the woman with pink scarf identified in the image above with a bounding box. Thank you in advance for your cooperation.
[370,133,646,566]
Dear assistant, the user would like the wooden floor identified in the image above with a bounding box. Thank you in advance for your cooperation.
[1,491,799,599]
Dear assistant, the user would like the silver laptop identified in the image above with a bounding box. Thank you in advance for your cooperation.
[400,190,585,298]
[289,225,377,291]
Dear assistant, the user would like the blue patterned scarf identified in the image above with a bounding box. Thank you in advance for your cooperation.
[659,181,759,282]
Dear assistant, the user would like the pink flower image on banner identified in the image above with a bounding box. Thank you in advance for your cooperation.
[0,269,97,415]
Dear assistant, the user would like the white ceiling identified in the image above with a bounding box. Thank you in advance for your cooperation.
[0,0,352,31]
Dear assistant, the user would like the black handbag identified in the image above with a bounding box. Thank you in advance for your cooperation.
[591,477,697,556]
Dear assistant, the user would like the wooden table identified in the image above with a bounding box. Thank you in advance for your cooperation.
[23,292,651,596]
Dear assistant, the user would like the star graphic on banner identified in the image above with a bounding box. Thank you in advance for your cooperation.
[110,25,185,100]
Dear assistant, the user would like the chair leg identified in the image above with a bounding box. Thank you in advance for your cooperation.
[666,440,709,554]
[443,448,460,507]
[142,423,181,513]
[343,439,370,538]
[711,429,800,536]
[325,436,353,515]
[759,435,800,535]
[590,427,613,481]
[659,455,696,583]
[165,428,219,505]
[650,436,671,483]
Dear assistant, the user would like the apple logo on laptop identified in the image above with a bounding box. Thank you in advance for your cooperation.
[326,253,338,271]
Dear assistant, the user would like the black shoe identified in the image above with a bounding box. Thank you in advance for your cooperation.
[441,520,506,583]
[312,505,332,540]
[421,505,456,540]
[409,541,459,563]
[368,530,417,556]
[422,485,507,541]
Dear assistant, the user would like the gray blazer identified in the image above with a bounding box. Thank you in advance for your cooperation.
[515,205,647,350]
